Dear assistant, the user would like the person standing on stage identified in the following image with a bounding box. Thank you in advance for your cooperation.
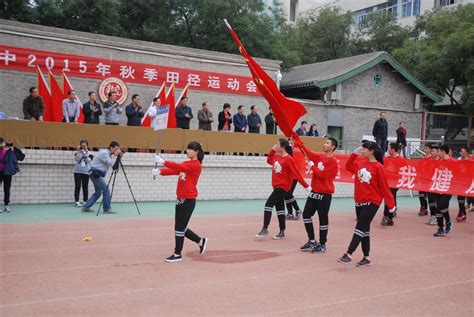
[255,139,310,240]
[294,137,338,254]
[338,141,395,267]
[153,142,208,263]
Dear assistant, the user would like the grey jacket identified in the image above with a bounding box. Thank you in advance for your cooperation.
[103,100,122,124]
[90,149,117,174]
[73,150,92,174]
[197,109,213,130]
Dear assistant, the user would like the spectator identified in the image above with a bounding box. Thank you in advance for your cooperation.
[197,101,214,131]
[396,121,407,157]
[62,90,81,123]
[73,139,92,208]
[125,94,144,127]
[103,92,122,125]
[147,97,160,129]
[83,92,102,124]
[218,103,232,131]
[372,111,388,153]
[176,96,193,129]
[265,108,277,135]
[233,105,247,133]
[295,121,308,136]
[247,105,262,134]
[0,138,25,213]
[307,124,319,137]
[23,87,44,121]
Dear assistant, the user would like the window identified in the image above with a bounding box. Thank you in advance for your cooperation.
[289,0,297,22]
[402,0,421,18]
[327,126,343,149]
[373,74,383,87]
[438,0,461,7]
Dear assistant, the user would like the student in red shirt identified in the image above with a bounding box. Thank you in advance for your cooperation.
[294,137,338,254]
[338,141,395,267]
[433,144,455,237]
[153,142,208,263]
[256,139,310,240]
[380,143,405,226]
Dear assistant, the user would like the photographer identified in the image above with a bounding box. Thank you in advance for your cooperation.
[82,141,122,214]
[0,138,25,213]
[73,139,93,208]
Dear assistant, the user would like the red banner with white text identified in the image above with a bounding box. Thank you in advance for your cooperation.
[294,150,474,197]
[0,45,260,96]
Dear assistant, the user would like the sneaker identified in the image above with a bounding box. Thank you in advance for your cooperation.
[418,207,428,216]
[4,206,11,213]
[255,228,269,238]
[337,253,352,264]
[456,214,467,222]
[312,243,327,254]
[356,257,371,267]
[294,210,302,220]
[103,209,117,214]
[273,230,285,240]
[300,240,316,252]
[75,201,82,208]
[433,229,445,237]
[445,221,453,234]
[81,208,94,213]
[165,254,182,263]
[426,216,437,226]
[380,216,394,226]
[199,237,208,255]
[285,213,295,220]
[392,207,398,217]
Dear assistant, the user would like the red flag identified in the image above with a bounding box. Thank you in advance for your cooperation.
[48,71,66,122]
[36,67,52,121]
[224,20,307,140]
[165,84,176,128]
[62,73,84,123]
[141,84,166,127]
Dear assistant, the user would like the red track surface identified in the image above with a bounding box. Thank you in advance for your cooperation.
[1,210,473,316]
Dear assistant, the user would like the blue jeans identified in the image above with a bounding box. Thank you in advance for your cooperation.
[83,175,111,211]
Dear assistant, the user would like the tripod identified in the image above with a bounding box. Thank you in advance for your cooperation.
[96,160,141,216]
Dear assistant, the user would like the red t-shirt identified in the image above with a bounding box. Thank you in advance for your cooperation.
[303,148,338,194]
[267,150,308,192]
[161,159,202,199]
[346,154,395,208]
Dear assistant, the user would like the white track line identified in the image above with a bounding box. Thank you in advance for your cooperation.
[0,250,472,309]
[265,279,474,315]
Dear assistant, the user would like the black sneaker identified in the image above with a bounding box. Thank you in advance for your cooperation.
[81,208,94,213]
[103,209,117,214]
[300,240,316,252]
[433,229,445,237]
[445,221,453,234]
[165,254,182,263]
[273,230,285,240]
[337,253,352,264]
[380,216,394,226]
[255,228,269,238]
[199,237,208,255]
[356,257,371,267]
[312,243,327,254]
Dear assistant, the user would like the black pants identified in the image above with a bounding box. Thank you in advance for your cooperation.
[427,193,440,217]
[436,194,452,230]
[457,196,466,215]
[383,188,398,219]
[419,191,428,209]
[74,173,89,202]
[0,171,12,205]
[285,180,301,215]
[347,203,379,257]
[303,192,332,244]
[174,199,201,255]
[263,188,287,231]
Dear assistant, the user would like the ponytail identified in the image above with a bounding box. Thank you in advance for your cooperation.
[279,139,293,156]
[187,141,204,163]
[363,141,384,164]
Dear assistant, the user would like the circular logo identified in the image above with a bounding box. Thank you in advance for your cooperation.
[98,77,128,105]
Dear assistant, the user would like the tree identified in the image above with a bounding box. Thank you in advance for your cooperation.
[393,4,474,113]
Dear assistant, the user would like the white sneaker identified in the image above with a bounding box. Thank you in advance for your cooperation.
[75,202,82,208]
[4,206,11,213]
[426,216,437,225]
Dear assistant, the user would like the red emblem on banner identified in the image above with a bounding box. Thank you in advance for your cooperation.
[98,77,128,105]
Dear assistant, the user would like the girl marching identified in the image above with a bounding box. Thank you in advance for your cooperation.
[153,142,208,263]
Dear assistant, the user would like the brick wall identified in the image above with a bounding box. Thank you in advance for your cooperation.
[2,149,411,205]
